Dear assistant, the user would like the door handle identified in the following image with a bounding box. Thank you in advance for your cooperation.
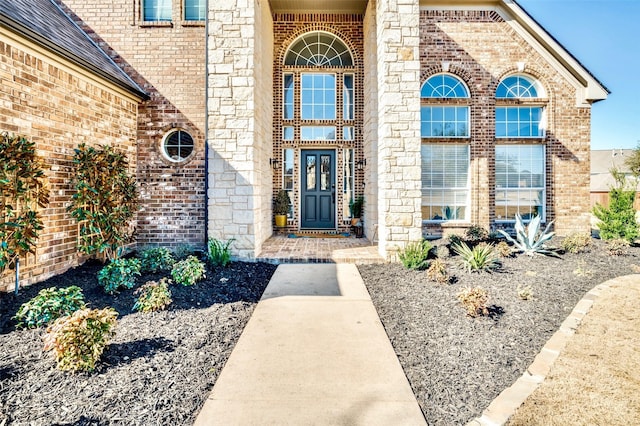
[331,184,335,203]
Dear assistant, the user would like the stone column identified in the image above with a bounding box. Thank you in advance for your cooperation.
[207,0,273,259]
[374,0,422,260]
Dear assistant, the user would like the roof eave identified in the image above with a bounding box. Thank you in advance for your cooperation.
[0,15,148,101]
[506,0,609,102]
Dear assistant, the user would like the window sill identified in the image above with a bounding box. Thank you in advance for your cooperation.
[139,21,173,28]
[181,20,205,27]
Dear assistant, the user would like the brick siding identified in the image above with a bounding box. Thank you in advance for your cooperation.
[0,35,138,291]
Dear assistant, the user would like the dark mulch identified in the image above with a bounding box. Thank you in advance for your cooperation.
[0,259,277,426]
[359,238,640,426]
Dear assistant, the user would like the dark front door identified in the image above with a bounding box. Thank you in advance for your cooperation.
[301,150,335,229]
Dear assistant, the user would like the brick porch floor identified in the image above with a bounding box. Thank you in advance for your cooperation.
[256,235,385,264]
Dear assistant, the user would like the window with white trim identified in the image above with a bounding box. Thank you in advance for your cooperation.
[496,75,545,138]
[143,0,171,21]
[184,0,205,21]
[421,74,470,138]
[421,144,470,222]
[284,32,353,67]
[495,145,545,221]
[162,130,194,162]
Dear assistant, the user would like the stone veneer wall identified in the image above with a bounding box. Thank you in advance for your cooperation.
[61,0,207,247]
[207,0,273,259]
[0,31,139,291]
[362,0,379,243]
[419,8,592,235]
[374,0,423,260]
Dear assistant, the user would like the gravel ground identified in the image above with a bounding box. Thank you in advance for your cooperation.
[0,259,277,426]
[359,237,640,426]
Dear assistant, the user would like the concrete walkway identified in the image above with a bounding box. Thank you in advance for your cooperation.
[194,264,426,426]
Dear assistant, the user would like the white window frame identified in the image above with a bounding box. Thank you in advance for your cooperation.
[421,144,470,223]
[494,144,546,223]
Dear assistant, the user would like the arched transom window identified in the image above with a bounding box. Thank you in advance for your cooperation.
[496,75,543,98]
[284,31,353,67]
[421,74,469,98]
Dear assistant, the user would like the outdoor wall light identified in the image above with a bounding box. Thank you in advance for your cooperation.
[356,159,366,170]
[270,158,279,170]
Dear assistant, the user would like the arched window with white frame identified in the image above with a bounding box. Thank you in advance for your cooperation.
[495,74,546,138]
[420,74,471,223]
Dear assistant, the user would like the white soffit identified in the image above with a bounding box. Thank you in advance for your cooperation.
[269,0,368,14]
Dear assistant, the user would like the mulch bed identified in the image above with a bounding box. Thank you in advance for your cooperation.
[359,238,640,426]
[0,259,277,426]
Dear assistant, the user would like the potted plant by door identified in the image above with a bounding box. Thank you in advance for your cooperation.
[349,196,365,226]
[274,189,291,227]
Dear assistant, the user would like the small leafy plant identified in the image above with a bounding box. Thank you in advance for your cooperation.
[561,232,592,254]
[171,255,206,286]
[133,278,172,313]
[398,240,432,270]
[495,241,513,258]
[497,214,557,257]
[139,247,175,273]
[173,243,195,260]
[517,285,534,300]
[464,225,488,242]
[453,242,501,273]
[606,238,631,256]
[98,258,141,294]
[206,238,234,267]
[426,258,449,283]
[43,307,118,372]
[14,286,86,329]
[457,286,489,317]
[349,196,365,219]
[435,245,450,259]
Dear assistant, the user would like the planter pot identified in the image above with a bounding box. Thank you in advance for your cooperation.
[351,217,361,226]
[275,214,287,227]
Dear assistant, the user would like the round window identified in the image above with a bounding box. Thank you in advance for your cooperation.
[162,130,194,162]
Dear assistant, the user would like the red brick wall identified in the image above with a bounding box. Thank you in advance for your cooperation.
[271,14,365,232]
[60,0,207,247]
[419,9,592,235]
[0,37,138,291]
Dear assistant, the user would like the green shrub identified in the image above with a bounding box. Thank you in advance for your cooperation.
[43,307,118,372]
[139,247,175,273]
[98,258,141,294]
[206,238,234,267]
[606,238,631,256]
[133,278,172,313]
[464,225,488,242]
[171,255,206,286]
[561,232,592,254]
[447,234,463,248]
[457,286,489,317]
[68,144,138,261]
[453,242,501,273]
[14,286,85,329]
[498,214,557,257]
[398,240,432,270]
[592,169,639,242]
[426,258,449,283]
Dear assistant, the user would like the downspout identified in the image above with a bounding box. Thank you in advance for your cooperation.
[203,0,209,247]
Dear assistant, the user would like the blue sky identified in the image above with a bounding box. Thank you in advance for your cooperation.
[518,0,639,150]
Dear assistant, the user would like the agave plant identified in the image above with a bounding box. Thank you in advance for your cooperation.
[498,214,557,257]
